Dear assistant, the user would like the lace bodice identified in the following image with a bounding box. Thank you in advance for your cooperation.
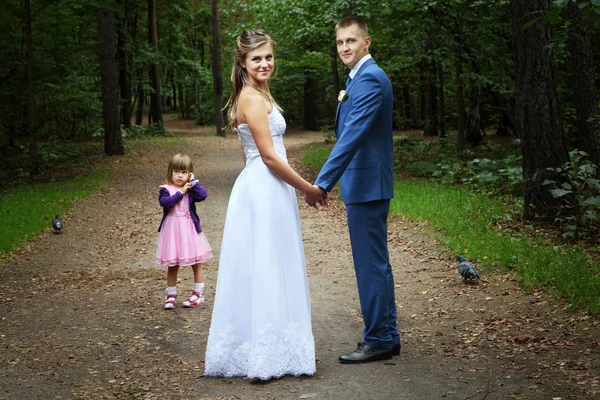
[235,107,287,165]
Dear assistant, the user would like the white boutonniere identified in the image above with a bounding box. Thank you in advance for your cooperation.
[338,90,348,103]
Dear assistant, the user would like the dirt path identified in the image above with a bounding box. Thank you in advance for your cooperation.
[1,120,599,400]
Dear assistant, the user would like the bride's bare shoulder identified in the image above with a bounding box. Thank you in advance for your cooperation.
[238,89,271,121]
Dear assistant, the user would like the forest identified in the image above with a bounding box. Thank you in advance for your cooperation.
[1,0,600,232]
[3,3,600,397]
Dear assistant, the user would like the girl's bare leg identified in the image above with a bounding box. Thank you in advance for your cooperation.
[164,266,180,309]
[192,263,204,283]
[167,265,180,287]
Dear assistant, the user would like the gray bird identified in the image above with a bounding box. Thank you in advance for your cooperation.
[457,255,479,280]
[52,214,63,233]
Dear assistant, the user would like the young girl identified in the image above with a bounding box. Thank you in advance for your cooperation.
[156,153,212,310]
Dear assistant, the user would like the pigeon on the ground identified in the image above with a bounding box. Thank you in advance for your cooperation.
[52,214,63,233]
[457,255,479,281]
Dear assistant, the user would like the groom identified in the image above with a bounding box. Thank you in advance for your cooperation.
[311,16,400,363]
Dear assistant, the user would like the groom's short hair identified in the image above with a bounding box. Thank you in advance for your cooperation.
[336,16,369,37]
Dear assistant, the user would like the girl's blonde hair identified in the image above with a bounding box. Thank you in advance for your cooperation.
[166,153,193,184]
[224,29,281,132]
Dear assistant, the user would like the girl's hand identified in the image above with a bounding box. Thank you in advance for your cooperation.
[179,182,192,194]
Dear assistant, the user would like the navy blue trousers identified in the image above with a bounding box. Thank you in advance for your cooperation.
[346,199,399,350]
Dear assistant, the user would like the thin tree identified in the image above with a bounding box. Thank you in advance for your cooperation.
[210,0,225,137]
[303,75,317,131]
[423,59,438,137]
[116,0,132,128]
[465,75,483,146]
[512,0,568,219]
[98,8,124,155]
[135,69,144,125]
[195,37,205,124]
[567,0,600,166]
[330,43,340,103]
[24,0,38,176]
[148,0,163,124]
[437,61,446,139]
[455,45,466,150]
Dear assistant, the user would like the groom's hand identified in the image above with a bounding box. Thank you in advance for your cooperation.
[304,185,327,208]
[318,187,328,207]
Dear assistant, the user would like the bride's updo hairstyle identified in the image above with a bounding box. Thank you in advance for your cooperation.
[225,29,280,132]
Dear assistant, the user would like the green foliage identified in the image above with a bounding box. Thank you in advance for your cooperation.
[0,170,110,255]
[544,150,600,239]
[0,139,105,188]
[122,123,168,139]
[393,135,523,196]
[91,123,168,140]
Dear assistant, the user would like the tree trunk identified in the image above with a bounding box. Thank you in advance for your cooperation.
[495,113,511,136]
[331,43,340,103]
[135,74,144,125]
[423,61,438,137]
[8,101,16,147]
[179,83,187,120]
[98,9,124,156]
[402,83,412,128]
[128,2,138,120]
[466,77,483,146]
[211,0,225,137]
[195,38,204,124]
[24,0,38,177]
[512,0,568,220]
[437,61,446,139]
[116,6,131,129]
[148,0,163,124]
[419,67,426,122]
[171,79,177,111]
[455,46,466,150]
[303,75,318,131]
[567,0,600,167]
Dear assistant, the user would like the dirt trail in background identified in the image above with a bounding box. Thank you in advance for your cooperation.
[0,119,599,400]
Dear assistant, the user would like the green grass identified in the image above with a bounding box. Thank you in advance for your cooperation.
[301,143,333,171]
[302,142,600,313]
[0,170,111,255]
[0,135,185,257]
[392,179,600,312]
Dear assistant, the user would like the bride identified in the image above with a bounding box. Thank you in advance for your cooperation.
[204,29,325,380]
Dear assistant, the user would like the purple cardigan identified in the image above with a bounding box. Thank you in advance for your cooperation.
[158,180,208,233]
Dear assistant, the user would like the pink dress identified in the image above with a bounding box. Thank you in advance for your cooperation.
[156,185,213,267]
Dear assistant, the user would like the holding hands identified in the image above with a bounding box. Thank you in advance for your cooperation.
[304,184,328,209]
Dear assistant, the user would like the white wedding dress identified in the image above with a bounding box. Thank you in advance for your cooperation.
[204,107,316,380]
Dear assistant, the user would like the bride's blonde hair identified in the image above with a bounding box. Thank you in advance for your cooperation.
[225,29,281,132]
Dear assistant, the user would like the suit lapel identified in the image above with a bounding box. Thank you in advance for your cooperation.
[334,58,377,135]
[334,102,342,134]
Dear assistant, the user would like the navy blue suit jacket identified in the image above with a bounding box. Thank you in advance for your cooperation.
[315,58,394,204]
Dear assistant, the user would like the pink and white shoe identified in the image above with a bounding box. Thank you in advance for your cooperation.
[183,291,204,308]
[164,294,177,310]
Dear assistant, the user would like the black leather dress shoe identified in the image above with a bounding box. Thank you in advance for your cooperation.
[339,343,393,364]
[392,343,401,356]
